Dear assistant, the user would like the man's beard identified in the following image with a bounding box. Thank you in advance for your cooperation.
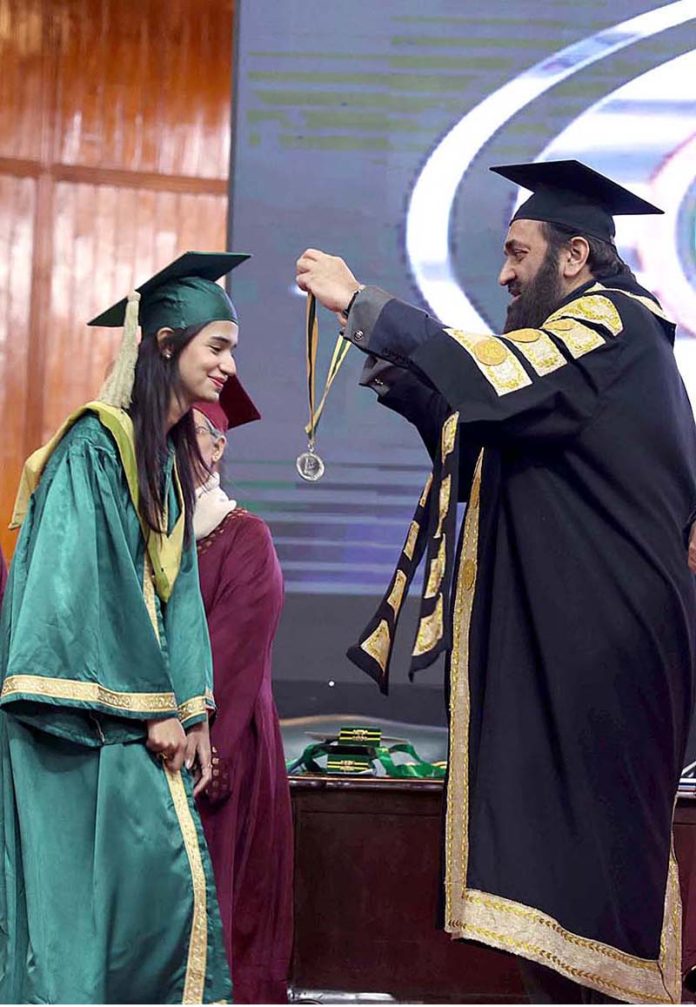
[503,251,564,333]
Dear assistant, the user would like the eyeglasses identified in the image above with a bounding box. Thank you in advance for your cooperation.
[194,424,223,439]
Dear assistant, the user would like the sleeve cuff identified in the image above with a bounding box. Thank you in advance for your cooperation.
[178,694,213,729]
[344,286,392,353]
[358,355,408,396]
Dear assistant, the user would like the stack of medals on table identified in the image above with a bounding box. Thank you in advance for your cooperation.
[324,726,383,775]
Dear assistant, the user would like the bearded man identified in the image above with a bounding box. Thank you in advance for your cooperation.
[296,161,696,1004]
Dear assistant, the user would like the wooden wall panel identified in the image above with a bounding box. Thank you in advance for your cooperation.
[52,0,233,179]
[43,183,228,435]
[0,0,234,558]
[0,0,45,162]
[0,175,35,554]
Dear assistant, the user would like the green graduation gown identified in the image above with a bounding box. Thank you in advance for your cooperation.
[0,409,232,1004]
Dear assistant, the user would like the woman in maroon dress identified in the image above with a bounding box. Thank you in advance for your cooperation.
[193,375,293,1004]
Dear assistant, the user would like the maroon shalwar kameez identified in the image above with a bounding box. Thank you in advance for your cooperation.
[196,508,293,1004]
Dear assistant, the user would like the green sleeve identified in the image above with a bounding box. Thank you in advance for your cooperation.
[0,420,179,740]
[162,539,214,730]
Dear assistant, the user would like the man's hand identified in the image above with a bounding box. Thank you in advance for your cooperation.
[688,523,696,573]
[296,248,362,314]
[184,719,213,797]
[146,716,187,772]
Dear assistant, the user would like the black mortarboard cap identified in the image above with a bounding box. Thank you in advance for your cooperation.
[88,251,251,331]
[490,160,663,242]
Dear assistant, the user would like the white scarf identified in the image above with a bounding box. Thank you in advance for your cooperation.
[194,472,237,541]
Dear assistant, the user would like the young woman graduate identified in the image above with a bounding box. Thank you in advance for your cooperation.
[0,251,248,1004]
[192,378,294,1005]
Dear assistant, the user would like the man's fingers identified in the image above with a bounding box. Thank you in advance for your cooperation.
[297,248,331,272]
[296,253,318,273]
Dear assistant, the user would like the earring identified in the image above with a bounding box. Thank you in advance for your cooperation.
[163,349,172,360]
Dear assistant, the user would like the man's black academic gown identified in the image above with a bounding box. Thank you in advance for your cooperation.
[345,276,696,1004]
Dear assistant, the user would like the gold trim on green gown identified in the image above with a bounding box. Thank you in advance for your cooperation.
[0,409,231,1003]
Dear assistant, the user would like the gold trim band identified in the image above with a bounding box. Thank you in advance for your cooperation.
[443,444,681,1004]
[445,449,483,926]
[448,886,678,1004]
[164,767,208,1003]
[178,696,210,724]
[0,674,177,714]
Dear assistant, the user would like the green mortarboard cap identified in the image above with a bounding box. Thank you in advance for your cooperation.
[490,160,663,243]
[88,251,251,332]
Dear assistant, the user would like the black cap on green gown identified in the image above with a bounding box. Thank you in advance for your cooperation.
[490,160,663,242]
[88,251,251,332]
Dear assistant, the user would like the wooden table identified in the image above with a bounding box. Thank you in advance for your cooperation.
[289,776,696,1003]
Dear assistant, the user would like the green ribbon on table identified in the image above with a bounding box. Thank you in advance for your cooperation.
[286,740,446,779]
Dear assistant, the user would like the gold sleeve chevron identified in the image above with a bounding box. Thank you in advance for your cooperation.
[545,293,623,336]
[444,293,625,396]
[542,294,622,358]
[360,619,391,673]
[425,535,447,599]
[588,282,671,322]
[386,570,408,616]
[441,412,459,458]
[502,327,566,376]
[444,329,532,396]
[435,475,451,539]
[403,520,420,561]
[413,595,444,657]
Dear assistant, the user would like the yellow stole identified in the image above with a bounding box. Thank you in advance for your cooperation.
[11,402,184,603]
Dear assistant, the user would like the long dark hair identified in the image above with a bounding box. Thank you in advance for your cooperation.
[129,323,208,542]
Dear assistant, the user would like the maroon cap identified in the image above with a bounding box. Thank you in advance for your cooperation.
[193,375,261,433]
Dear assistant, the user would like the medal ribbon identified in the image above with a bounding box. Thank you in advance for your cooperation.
[303,293,352,443]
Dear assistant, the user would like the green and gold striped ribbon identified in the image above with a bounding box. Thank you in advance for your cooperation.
[303,293,352,443]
